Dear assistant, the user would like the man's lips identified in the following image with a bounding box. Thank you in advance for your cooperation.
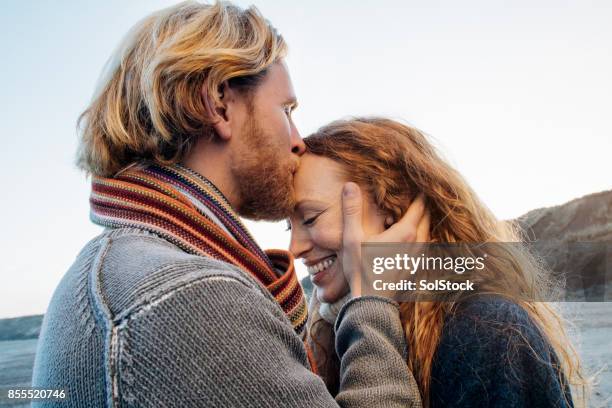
[289,159,299,174]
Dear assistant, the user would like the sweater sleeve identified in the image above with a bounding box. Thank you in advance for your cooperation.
[430,298,573,408]
[335,297,422,407]
[112,275,422,407]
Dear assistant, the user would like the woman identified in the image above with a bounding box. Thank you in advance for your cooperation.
[288,117,587,407]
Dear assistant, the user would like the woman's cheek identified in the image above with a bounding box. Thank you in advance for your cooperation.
[311,225,342,250]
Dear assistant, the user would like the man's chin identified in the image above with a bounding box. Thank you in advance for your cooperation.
[237,192,296,221]
[231,146,296,221]
[239,210,290,222]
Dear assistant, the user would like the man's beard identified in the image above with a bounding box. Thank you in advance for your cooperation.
[231,115,296,221]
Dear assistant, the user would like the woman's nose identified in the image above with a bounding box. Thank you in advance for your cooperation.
[289,230,311,259]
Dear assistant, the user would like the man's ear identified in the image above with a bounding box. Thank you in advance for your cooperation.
[202,81,234,141]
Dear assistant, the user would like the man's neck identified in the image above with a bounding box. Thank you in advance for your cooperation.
[181,140,241,210]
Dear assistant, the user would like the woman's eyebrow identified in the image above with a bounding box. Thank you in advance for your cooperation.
[295,199,327,212]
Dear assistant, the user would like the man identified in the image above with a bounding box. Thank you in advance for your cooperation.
[32,2,421,407]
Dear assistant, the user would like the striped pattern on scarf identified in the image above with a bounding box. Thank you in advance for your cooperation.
[89,163,308,336]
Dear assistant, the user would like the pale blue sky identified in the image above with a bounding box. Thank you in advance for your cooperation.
[1,0,611,317]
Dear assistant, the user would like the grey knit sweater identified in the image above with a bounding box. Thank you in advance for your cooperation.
[31,227,422,407]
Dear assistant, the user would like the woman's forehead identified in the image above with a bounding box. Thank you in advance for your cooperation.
[293,154,346,201]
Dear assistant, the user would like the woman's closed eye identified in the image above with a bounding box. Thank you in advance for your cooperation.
[286,210,325,231]
[285,215,317,231]
[302,213,320,227]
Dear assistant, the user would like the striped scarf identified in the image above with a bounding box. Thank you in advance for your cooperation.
[89,163,309,336]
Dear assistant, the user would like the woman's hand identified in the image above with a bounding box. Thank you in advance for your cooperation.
[341,182,430,297]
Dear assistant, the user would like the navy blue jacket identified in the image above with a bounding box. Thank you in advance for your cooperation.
[431,297,573,407]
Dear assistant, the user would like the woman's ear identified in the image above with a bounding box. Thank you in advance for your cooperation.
[202,81,233,141]
[384,215,395,229]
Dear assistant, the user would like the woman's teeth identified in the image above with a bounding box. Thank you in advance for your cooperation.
[307,256,336,276]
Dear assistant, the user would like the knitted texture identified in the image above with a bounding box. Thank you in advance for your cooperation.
[319,291,352,325]
[89,163,308,334]
[32,227,423,407]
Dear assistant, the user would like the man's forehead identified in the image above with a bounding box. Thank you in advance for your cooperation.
[259,60,296,98]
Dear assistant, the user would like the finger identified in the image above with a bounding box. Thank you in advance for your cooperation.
[416,210,431,242]
[383,194,426,242]
[341,182,364,249]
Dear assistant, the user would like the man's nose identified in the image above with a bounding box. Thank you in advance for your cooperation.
[290,123,306,156]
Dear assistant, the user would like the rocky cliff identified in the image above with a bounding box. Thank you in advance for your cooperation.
[517,190,611,300]
[0,315,43,341]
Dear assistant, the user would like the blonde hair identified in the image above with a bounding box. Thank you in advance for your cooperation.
[305,117,588,407]
[77,1,287,176]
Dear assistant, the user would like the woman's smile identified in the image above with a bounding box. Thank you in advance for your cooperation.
[305,255,338,285]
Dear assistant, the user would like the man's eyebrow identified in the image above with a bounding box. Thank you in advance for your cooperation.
[284,97,298,109]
